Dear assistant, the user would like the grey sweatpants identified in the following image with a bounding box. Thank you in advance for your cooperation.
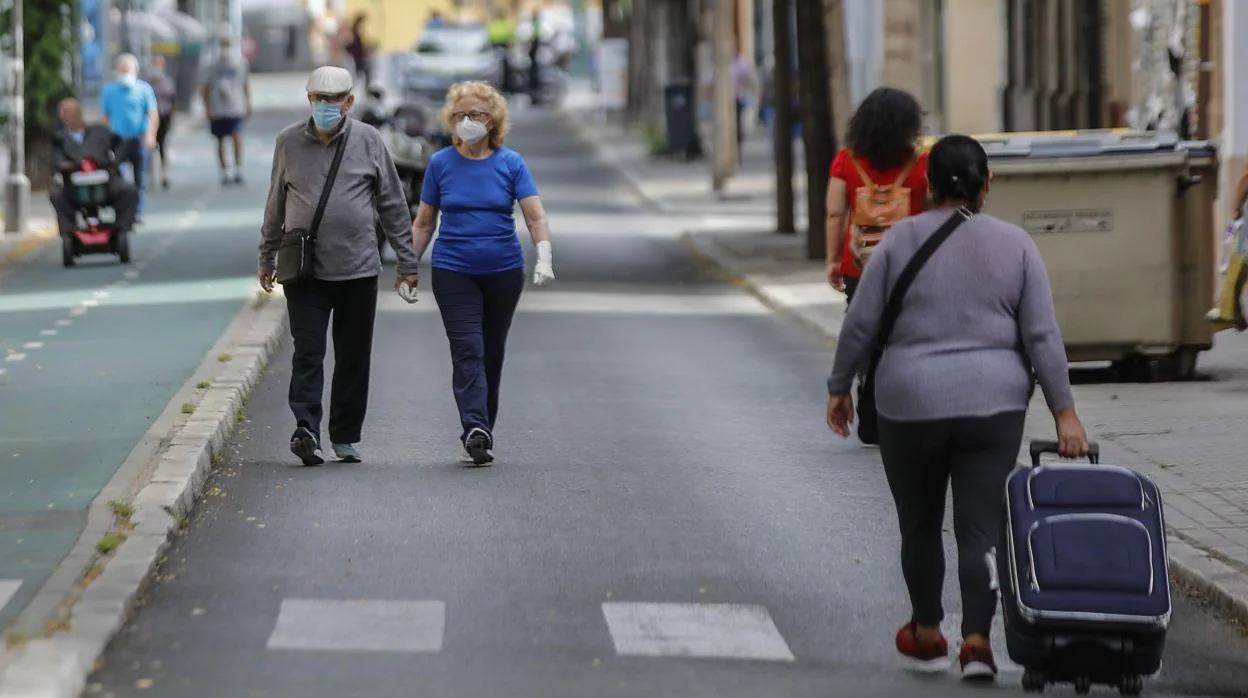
[878,410,1026,638]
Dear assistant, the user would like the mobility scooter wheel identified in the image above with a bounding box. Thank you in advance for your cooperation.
[61,236,76,268]
[1021,669,1046,693]
[1119,674,1144,696]
[116,230,131,264]
[1074,674,1092,694]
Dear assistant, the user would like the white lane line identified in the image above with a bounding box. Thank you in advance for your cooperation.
[601,602,795,662]
[0,580,21,611]
[123,270,140,280]
[40,330,57,336]
[80,299,100,308]
[56,319,74,327]
[266,599,446,653]
[68,307,87,316]
[22,342,43,350]
[5,354,26,362]
[93,290,109,298]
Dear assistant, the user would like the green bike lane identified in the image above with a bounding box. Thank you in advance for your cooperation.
[0,112,299,631]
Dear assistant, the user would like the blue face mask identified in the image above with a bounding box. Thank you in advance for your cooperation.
[311,102,342,131]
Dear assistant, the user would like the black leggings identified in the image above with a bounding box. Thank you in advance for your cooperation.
[878,411,1026,638]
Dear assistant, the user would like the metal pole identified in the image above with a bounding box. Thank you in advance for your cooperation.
[4,0,29,237]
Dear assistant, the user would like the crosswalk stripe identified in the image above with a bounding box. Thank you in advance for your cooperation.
[601,602,795,662]
[266,599,445,653]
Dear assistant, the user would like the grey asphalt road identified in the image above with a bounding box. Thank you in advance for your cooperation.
[86,107,1248,698]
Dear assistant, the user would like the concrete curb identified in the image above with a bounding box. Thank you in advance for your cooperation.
[683,228,1248,630]
[554,107,667,215]
[0,289,289,698]
[0,225,59,272]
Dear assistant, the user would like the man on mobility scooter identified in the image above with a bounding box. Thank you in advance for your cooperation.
[48,98,139,267]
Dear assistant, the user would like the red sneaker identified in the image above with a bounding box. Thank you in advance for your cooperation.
[959,642,998,681]
[895,623,951,672]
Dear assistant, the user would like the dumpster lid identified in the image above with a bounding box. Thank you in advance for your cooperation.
[967,129,1219,160]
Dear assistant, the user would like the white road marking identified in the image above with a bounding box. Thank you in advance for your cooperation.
[266,599,446,653]
[0,368,7,376]
[4,353,26,362]
[601,602,795,662]
[123,270,140,280]
[939,613,1023,674]
[80,299,100,308]
[22,342,43,350]
[93,290,109,298]
[55,319,72,326]
[68,307,87,316]
[40,330,57,336]
[0,580,21,611]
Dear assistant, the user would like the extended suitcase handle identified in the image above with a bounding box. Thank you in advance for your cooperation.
[1029,440,1100,466]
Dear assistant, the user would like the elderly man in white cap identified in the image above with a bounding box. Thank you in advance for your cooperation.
[258,65,422,467]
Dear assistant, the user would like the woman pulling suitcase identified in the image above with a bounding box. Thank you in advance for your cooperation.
[825,134,1089,681]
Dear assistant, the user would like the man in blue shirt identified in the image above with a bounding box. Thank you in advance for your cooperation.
[100,53,160,219]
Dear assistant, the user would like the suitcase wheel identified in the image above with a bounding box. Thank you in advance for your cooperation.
[1118,674,1144,696]
[1022,669,1047,693]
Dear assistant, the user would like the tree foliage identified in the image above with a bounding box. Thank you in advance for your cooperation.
[1,0,79,179]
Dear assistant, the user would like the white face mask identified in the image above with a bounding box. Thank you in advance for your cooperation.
[456,117,488,145]
[119,73,137,86]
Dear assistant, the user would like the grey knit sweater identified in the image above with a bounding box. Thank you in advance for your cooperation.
[827,208,1074,422]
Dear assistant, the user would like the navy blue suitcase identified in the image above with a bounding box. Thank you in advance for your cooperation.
[995,440,1170,696]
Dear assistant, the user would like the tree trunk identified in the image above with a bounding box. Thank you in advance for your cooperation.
[824,0,851,145]
[773,0,795,234]
[794,0,835,261]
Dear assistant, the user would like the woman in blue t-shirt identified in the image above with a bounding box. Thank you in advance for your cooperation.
[410,80,556,466]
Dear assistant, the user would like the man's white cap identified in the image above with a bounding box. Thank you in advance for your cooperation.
[305,66,353,96]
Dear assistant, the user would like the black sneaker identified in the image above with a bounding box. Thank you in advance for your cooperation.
[463,427,494,466]
[290,426,324,466]
[234,173,244,185]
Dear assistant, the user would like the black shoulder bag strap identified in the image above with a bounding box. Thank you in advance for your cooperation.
[871,208,972,361]
[309,120,351,241]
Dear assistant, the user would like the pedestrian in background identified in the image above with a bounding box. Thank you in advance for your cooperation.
[410,80,555,466]
[202,34,252,186]
[345,14,373,88]
[826,134,1088,682]
[825,87,928,301]
[100,53,159,222]
[258,66,422,467]
[147,55,178,190]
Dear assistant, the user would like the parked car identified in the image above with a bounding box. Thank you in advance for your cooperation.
[401,25,503,102]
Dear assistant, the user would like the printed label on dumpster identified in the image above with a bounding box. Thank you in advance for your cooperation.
[1022,209,1113,235]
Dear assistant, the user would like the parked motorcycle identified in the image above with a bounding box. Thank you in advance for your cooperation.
[356,87,439,257]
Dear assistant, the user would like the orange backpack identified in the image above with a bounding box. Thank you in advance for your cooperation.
[848,154,918,266]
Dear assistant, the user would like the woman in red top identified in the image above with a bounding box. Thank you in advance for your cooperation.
[825,88,929,302]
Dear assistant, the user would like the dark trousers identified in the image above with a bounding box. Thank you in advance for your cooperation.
[843,274,860,306]
[49,178,138,236]
[115,138,148,213]
[285,276,379,445]
[431,267,524,440]
[878,411,1027,638]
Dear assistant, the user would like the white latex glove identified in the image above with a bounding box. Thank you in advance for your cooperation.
[534,240,555,286]
[397,281,419,304]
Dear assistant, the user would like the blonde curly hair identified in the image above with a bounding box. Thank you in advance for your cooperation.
[440,81,510,150]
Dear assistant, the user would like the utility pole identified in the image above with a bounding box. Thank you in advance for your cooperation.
[711,0,737,192]
[4,0,29,237]
[772,0,794,234]
[794,0,834,261]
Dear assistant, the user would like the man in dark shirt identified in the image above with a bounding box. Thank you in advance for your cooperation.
[49,98,139,237]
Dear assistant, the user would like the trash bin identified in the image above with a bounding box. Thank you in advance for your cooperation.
[936,130,1219,381]
[663,81,699,158]
[243,7,314,74]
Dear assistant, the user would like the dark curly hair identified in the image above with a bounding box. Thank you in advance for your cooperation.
[844,87,924,171]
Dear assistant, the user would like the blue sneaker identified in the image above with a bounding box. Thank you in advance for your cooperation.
[332,443,362,463]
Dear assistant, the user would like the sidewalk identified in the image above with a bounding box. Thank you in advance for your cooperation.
[0,199,59,272]
[564,102,1248,627]
[557,81,809,227]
